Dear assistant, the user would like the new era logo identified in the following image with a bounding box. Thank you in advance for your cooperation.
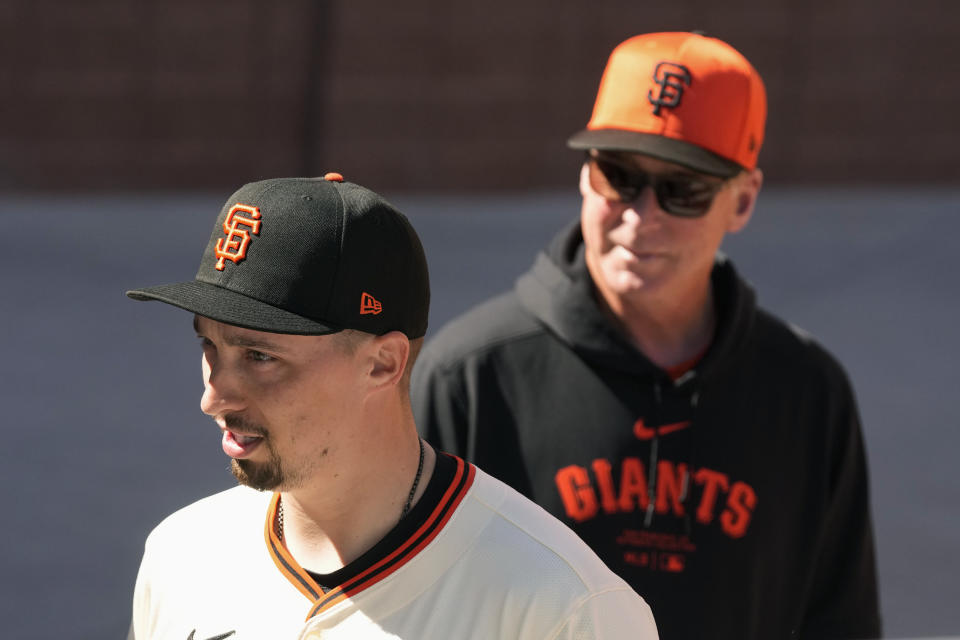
[360,292,382,315]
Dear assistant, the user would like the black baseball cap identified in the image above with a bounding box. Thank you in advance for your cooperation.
[127,174,430,338]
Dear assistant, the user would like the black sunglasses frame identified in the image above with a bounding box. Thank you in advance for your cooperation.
[585,152,729,218]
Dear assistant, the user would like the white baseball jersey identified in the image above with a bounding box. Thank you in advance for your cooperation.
[131,454,659,639]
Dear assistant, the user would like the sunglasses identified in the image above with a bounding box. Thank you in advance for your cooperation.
[586,153,729,218]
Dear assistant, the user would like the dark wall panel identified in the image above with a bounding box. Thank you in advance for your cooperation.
[0,0,956,191]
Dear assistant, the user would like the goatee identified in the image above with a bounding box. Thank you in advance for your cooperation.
[224,414,285,491]
[231,456,284,491]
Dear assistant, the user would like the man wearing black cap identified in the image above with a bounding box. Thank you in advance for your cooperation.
[412,33,881,639]
[126,174,659,639]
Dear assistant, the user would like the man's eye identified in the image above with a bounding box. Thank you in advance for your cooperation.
[663,179,715,200]
[247,350,274,363]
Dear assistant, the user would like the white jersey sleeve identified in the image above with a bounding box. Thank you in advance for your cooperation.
[553,588,659,639]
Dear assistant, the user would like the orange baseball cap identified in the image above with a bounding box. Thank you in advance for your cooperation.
[568,32,766,177]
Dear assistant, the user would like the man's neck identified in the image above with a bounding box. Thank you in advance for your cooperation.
[278,430,436,575]
[597,277,716,371]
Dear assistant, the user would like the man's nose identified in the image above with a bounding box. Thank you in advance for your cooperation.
[622,186,665,225]
[200,358,245,417]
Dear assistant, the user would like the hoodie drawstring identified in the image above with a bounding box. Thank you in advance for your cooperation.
[645,383,662,527]
[682,388,700,537]
[644,379,701,536]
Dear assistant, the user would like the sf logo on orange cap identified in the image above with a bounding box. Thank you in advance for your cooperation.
[214,204,262,271]
[647,62,692,116]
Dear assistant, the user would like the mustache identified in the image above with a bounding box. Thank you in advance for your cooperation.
[223,414,269,438]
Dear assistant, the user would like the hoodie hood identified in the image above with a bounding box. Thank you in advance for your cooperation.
[515,218,758,382]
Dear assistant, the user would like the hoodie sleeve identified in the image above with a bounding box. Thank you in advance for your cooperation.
[798,368,882,639]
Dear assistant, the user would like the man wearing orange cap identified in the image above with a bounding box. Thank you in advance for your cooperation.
[413,32,881,638]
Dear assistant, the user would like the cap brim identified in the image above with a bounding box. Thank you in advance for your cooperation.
[567,129,744,178]
[126,281,342,335]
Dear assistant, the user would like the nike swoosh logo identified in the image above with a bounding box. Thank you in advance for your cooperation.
[633,419,691,440]
[187,631,236,640]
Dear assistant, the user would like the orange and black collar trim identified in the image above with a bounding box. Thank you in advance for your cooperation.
[263,451,476,621]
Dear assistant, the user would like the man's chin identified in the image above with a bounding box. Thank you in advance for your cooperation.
[231,458,283,492]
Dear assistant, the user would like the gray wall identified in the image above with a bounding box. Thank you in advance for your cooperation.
[2,187,959,637]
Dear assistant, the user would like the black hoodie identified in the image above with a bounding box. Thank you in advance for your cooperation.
[413,220,881,639]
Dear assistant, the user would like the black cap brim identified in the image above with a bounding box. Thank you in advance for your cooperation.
[567,129,744,178]
[126,281,342,335]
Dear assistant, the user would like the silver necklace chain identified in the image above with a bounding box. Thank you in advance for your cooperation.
[276,438,426,541]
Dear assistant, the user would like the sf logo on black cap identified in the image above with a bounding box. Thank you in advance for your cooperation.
[647,62,692,116]
[214,204,261,271]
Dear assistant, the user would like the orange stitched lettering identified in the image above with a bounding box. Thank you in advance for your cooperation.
[721,481,757,538]
[360,292,383,315]
[591,459,619,514]
[624,550,652,568]
[655,460,688,517]
[553,458,757,539]
[214,204,262,271]
[694,468,730,525]
[554,465,598,522]
[617,458,650,512]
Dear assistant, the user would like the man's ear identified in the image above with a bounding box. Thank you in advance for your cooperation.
[727,168,763,234]
[366,331,410,391]
[578,162,593,198]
